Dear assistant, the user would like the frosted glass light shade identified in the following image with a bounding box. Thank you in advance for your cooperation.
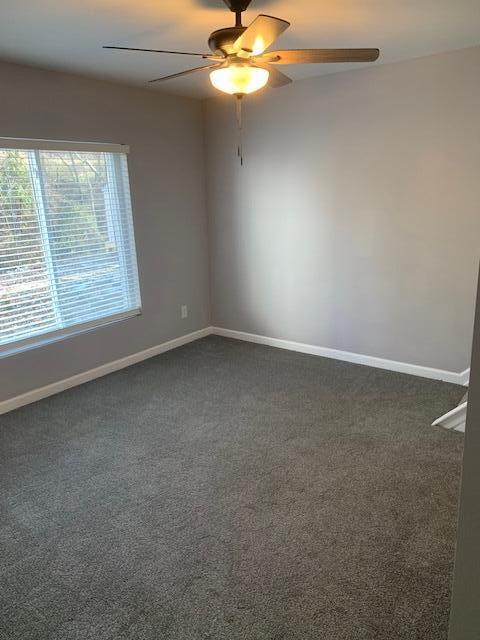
[210,64,269,95]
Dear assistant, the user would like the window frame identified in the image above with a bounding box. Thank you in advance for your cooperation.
[0,137,142,358]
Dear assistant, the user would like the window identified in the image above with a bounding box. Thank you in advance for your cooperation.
[0,138,141,355]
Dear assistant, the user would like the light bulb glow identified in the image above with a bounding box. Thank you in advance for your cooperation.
[251,36,266,56]
[210,64,269,95]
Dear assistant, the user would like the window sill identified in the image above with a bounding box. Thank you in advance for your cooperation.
[0,308,141,358]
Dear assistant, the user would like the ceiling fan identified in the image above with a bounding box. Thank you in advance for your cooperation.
[104,0,379,162]
[104,0,379,94]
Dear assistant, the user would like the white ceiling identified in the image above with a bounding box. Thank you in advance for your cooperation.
[1,0,479,98]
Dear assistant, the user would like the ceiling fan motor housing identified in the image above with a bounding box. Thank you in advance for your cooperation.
[208,27,246,56]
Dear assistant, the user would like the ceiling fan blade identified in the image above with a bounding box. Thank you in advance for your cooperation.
[148,63,221,84]
[262,48,380,64]
[255,63,292,88]
[233,14,290,56]
[103,46,222,60]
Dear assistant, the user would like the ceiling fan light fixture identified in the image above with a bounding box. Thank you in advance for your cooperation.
[105,2,379,164]
[209,63,269,95]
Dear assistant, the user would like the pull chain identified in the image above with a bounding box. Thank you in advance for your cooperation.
[235,94,243,166]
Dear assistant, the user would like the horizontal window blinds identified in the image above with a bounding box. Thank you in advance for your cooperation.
[0,145,141,353]
[0,137,129,153]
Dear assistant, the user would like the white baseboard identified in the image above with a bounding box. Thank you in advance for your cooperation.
[0,327,211,416]
[1,324,468,416]
[211,326,467,385]
[432,401,467,433]
[459,368,470,387]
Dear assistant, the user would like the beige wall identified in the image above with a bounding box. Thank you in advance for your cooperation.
[0,60,210,402]
[204,46,480,373]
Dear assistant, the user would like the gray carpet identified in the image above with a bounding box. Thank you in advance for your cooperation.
[0,336,465,640]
